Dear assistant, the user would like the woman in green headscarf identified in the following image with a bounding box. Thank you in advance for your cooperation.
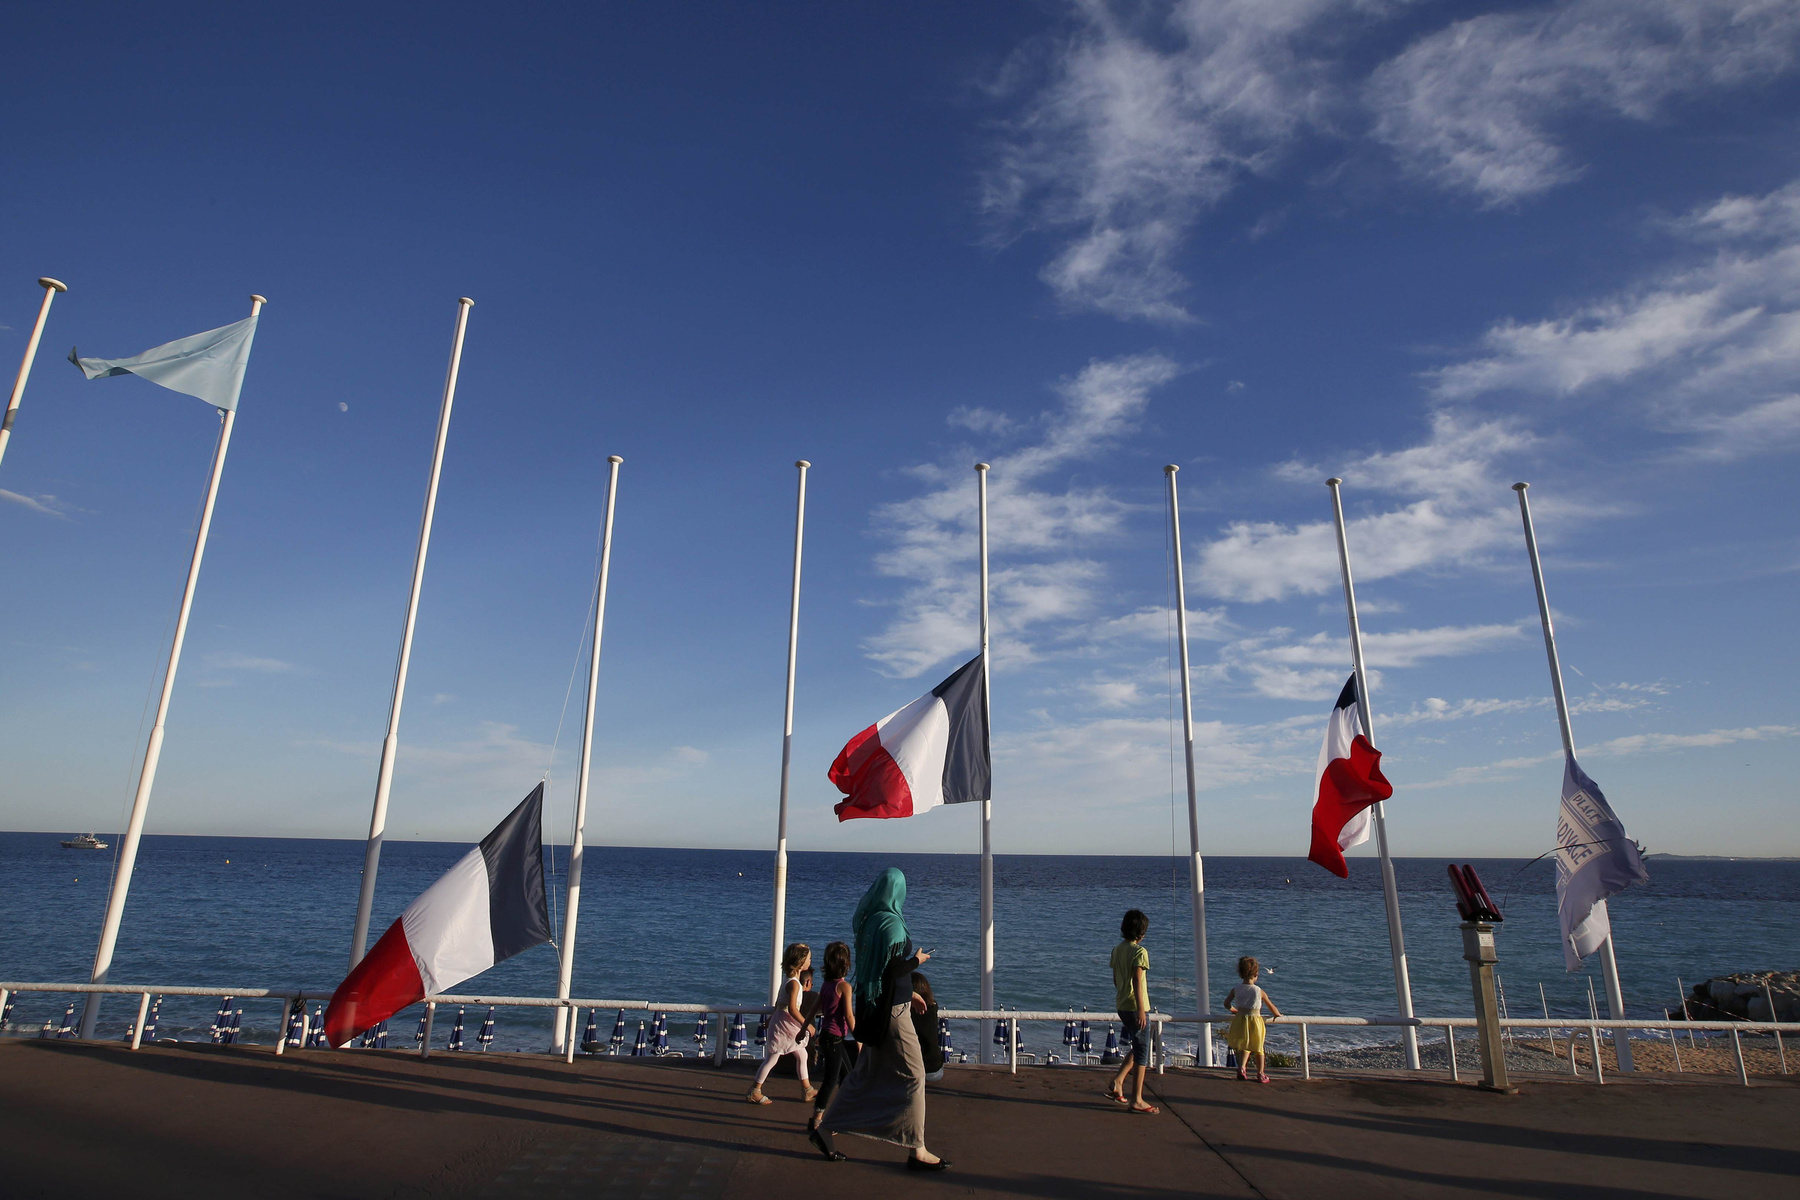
[815,868,949,1171]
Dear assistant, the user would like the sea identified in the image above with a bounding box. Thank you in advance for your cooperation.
[3,832,1795,1057]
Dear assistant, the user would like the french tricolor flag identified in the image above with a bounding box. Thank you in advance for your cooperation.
[1308,674,1394,878]
[830,654,990,821]
[323,785,552,1047]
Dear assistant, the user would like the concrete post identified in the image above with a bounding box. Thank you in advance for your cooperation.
[1461,921,1517,1093]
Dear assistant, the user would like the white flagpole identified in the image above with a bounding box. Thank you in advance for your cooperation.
[1512,481,1634,1071]
[976,462,995,1061]
[0,277,69,476]
[1164,466,1213,1066]
[348,297,474,968]
[768,459,810,1005]
[551,454,623,1052]
[79,294,263,1039]
[1325,477,1420,1070]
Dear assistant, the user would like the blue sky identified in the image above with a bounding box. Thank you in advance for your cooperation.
[2,1,1796,859]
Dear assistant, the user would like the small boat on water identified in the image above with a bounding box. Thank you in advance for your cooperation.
[60,832,109,849]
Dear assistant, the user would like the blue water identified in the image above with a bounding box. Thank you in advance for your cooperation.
[3,833,1795,1054]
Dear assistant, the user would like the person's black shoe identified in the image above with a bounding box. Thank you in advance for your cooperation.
[808,1127,846,1161]
[906,1155,951,1172]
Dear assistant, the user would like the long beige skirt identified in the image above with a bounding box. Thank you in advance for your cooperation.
[818,1002,925,1150]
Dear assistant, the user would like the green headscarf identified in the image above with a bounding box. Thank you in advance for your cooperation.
[851,867,909,1011]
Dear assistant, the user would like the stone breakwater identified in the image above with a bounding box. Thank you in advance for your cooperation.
[1671,971,1799,1022]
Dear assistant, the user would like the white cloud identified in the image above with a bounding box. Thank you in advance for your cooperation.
[1221,620,1528,700]
[1369,1,1800,205]
[999,710,1317,800]
[1195,411,1543,602]
[1413,723,1798,786]
[1680,177,1800,242]
[865,353,1180,676]
[1429,177,1800,459]
[205,653,298,673]
[984,0,1368,322]
[0,489,73,519]
[983,3,1800,323]
[1418,176,1800,464]
[1384,696,1546,726]
[1683,394,1800,461]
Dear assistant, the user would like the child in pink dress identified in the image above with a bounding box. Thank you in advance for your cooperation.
[748,942,816,1104]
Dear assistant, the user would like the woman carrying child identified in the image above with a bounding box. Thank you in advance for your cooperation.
[748,942,817,1105]
[1222,955,1282,1084]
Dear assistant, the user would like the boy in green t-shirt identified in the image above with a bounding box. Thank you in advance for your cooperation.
[1106,909,1157,1114]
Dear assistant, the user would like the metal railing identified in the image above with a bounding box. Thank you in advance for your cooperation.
[3,982,1792,1086]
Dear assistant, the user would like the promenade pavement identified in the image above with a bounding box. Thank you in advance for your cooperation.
[2,1039,1795,1199]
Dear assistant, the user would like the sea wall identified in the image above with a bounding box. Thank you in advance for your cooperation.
[1670,971,1799,1022]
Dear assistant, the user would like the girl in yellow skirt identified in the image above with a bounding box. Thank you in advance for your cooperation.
[1223,956,1282,1083]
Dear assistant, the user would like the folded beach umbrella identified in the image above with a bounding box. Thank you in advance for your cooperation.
[56,1001,77,1039]
[476,1007,496,1051]
[1307,674,1393,878]
[1078,1015,1092,1057]
[939,1015,954,1060]
[144,996,161,1043]
[0,992,14,1032]
[413,1010,430,1049]
[692,1011,709,1052]
[322,785,551,1047]
[754,1011,769,1051]
[631,1020,648,1056]
[609,1009,627,1053]
[583,1009,600,1051]
[829,655,990,820]
[653,1012,669,1055]
[210,997,231,1043]
[449,1006,466,1052]
[374,1020,389,1049]
[1101,1025,1119,1065]
[307,1005,327,1048]
[729,1012,748,1056]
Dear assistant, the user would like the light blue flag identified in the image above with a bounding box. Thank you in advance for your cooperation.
[69,315,258,412]
[1554,756,1649,971]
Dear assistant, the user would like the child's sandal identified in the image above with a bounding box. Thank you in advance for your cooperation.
[802,1085,819,1103]
[746,1088,772,1105]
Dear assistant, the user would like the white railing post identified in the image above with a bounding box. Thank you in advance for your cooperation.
[130,992,151,1050]
[420,1001,435,1059]
[1446,1025,1458,1082]
[1589,1024,1605,1084]
[1300,1023,1310,1080]
[1764,981,1788,1074]
[1732,1028,1749,1086]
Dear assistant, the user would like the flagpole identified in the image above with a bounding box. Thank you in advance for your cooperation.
[1513,481,1634,1071]
[1163,466,1214,1066]
[976,462,995,1062]
[79,294,263,1039]
[551,454,623,1052]
[349,297,474,968]
[768,460,810,1005]
[0,277,69,476]
[1325,477,1420,1070]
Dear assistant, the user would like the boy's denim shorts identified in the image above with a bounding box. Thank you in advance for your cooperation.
[1118,1010,1151,1067]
